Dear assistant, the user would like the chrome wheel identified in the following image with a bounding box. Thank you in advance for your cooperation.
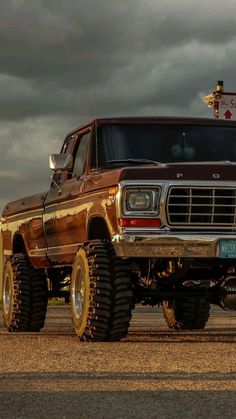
[71,241,133,341]
[3,272,12,317]
[72,265,85,320]
[3,255,47,332]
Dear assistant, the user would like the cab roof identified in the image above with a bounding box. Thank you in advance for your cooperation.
[66,116,236,137]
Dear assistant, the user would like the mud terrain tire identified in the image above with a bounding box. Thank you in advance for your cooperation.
[71,240,134,341]
[162,298,210,330]
[2,254,48,332]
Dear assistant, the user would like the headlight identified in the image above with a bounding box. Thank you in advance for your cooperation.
[123,188,160,215]
[127,191,152,210]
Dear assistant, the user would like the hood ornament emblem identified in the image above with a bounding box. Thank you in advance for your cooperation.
[212,173,220,179]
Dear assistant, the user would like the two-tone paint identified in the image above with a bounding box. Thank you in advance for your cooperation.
[2,117,236,270]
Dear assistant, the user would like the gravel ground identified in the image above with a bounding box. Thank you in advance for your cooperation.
[0,305,236,419]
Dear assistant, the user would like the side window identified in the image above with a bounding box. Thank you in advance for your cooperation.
[52,135,74,188]
[61,135,73,154]
[72,133,90,177]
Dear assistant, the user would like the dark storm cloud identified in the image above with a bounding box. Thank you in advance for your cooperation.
[0,0,236,208]
[1,0,236,119]
[0,117,65,207]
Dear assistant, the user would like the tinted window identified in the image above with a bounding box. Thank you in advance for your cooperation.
[72,133,90,177]
[52,136,74,187]
[62,135,74,154]
[97,124,236,165]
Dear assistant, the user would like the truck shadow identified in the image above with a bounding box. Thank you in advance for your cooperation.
[0,373,235,419]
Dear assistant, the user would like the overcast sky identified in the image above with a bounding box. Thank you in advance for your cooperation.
[1,0,236,210]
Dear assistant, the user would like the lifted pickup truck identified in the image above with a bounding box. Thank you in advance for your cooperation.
[1,117,236,340]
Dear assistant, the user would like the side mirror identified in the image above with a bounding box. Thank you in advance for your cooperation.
[49,153,73,171]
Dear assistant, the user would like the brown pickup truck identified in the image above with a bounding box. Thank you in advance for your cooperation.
[1,116,236,340]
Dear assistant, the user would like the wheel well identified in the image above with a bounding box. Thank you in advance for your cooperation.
[88,217,110,240]
[13,235,26,254]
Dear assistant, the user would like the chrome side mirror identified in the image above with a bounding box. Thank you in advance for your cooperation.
[49,153,73,171]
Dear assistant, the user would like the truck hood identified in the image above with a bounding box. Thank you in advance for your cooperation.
[118,161,236,182]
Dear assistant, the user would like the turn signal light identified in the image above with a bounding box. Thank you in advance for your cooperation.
[118,218,161,228]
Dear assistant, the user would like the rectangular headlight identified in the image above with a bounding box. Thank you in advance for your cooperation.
[123,188,160,215]
[127,191,152,210]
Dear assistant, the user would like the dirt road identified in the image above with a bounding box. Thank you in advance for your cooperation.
[0,305,236,418]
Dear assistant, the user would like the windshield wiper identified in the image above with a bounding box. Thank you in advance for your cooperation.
[106,159,161,166]
[167,160,236,165]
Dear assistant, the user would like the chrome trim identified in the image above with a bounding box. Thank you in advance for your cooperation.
[49,153,73,171]
[71,265,85,320]
[29,248,47,257]
[29,244,78,258]
[46,244,78,256]
[167,186,236,226]
[117,180,236,231]
[122,186,161,216]
[3,272,11,316]
[112,233,236,258]
[116,181,167,222]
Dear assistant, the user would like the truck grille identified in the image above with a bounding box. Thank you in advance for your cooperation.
[167,187,236,226]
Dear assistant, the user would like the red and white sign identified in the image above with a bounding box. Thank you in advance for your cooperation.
[214,94,236,120]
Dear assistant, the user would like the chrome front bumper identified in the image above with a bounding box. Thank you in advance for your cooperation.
[112,233,236,258]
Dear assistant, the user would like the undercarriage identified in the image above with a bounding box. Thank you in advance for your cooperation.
[2,243,236,339]
[48,256,236,313]
[131,257,236,311]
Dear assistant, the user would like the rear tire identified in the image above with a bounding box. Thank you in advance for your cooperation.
[70,240,134,341]
[2,254,48,332]
[162,298,210,330]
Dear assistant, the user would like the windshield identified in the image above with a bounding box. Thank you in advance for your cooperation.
[96,124,236,166]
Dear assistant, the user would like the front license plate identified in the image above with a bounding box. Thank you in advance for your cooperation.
[219,240,236,258]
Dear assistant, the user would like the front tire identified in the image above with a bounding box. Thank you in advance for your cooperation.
[2,254,48,332]
[70,240,134,341]
[162,298,210,330]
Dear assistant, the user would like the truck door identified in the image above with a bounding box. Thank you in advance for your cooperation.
[43,130,91,265]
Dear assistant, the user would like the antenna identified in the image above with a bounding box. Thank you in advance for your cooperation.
[93,93,99,169]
